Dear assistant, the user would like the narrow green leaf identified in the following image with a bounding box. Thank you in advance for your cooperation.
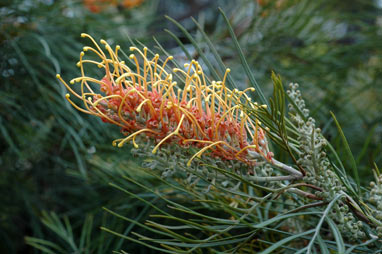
[149,235,254,248]
[79,215,93,253]
[191,17,237,89]
[115,201,153,250]
[165,15,221,81]
[164,29,192,60]
[103,207,175,239]
[25,237,66,254]
[24,242,57,254]
[251,211,320,229]
[101,227,181,254]
[306,193,344,254]
[259,229,315,254]
[330,111,360,194]
[326,217,345,254]
[218,8,268,108]
[345,237,378,254]
[0,116,21,156]
[316,234,330,254]
[356,125,377,165]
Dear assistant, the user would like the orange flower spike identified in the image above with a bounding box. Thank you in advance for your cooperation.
[221,68,230,103]
[177,63,194,102]
[144,49,155,90]
[81,34,110,81]
[100,39,120,78]
[77,51,95,95]
[84,0,143,13]
[57,34,274,167]
[128,52,141,88]
[158,55,173,78]
[152,54,160,84]
[130,47,150,96]
[209,81,216,126]
[122,0,144,9]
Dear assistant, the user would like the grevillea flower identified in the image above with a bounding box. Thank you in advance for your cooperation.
[84,0,143,13]
[57,33,274,167]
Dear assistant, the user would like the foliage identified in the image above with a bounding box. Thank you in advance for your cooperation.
[1,0,381,253]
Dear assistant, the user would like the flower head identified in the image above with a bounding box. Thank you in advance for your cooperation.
[83,0,143,13]
[57,33,273,166]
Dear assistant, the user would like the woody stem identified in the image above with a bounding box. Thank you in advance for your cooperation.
[248,150,303,178]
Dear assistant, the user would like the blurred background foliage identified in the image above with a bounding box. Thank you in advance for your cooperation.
[0,0,381,253]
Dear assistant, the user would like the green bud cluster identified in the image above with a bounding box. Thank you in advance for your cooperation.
[259,163,274,177]
[368,175,382,238]
[130,136,254,189]
[130,133,285,194]
[287,83,365,240]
